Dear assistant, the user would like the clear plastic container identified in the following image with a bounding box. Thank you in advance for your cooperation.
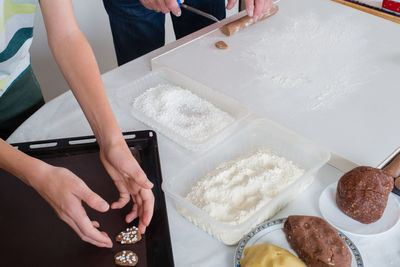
[162,119,330,245]
[115,67,250,152]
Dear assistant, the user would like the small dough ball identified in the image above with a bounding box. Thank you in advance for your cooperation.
[215,41,228,50]
[240,243,306,267]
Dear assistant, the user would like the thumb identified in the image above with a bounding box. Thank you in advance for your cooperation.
[80,184,110,213]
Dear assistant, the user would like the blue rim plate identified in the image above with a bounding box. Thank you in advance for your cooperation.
[234,217,364,267]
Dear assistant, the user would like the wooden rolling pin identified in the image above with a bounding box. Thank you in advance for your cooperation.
[221,5,279,36]
[382,152,400,189]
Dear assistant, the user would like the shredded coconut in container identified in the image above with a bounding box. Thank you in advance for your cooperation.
[133,84,234,143]
[186,150,305,225]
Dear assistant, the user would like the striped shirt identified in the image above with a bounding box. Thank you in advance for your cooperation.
[0,0,37,98]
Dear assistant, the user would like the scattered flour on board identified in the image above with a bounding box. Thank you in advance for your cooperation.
[133,84,234,143]
[186,150,305,225]
[240,13,377,110]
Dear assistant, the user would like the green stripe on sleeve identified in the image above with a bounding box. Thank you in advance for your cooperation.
[0,27,33,61]
[0,0,37,36]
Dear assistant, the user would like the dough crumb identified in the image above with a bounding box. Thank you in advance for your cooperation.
[215,41,228,50]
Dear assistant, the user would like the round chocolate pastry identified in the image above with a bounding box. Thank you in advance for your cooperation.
[336,166,394,224]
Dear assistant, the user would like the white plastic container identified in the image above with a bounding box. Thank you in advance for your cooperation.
[115,67,250,152]
[162,119,330,245]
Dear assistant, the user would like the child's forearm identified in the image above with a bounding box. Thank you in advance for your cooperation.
[41,0,122,147]
[0,139,48,187]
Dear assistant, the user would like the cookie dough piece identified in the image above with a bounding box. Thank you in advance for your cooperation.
[283,215,351,267]
[336,166,394,223]
[114,250,138,266]
[116,226,142,244]
[215,41,228,50]
[240,243,306,267]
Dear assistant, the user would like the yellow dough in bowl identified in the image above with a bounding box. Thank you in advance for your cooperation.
[240,243,306,267]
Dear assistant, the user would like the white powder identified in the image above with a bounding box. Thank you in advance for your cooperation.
[133,84,234,143]
[240,13,377,111]
[186,150,305,225]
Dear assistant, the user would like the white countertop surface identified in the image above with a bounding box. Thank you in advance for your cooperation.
[7,0,400,266]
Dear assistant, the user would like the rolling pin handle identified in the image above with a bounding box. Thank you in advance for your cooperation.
[382,152,400,189]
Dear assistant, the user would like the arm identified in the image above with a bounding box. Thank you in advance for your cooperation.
[0,139,112,247]
[39,0,154,235]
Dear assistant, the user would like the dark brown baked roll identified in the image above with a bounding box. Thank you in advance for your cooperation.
[283,215,351,267]
[336,166,394,224]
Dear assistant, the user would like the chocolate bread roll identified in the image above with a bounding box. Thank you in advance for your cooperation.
[336,166,394,224]
[283,215,351,267]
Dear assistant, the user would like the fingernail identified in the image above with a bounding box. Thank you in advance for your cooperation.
[101,202,110,211]
[177,11,181,17]
[146,181,154,188]
[248,10,253,17]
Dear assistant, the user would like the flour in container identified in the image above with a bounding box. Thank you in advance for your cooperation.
[133,84,234,143]
[186,150,305,225]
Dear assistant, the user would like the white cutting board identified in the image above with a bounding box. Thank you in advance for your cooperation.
[151,0,400,167]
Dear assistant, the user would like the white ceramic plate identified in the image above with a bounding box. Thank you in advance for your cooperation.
[234,218,363,267]
[319,182,400,236]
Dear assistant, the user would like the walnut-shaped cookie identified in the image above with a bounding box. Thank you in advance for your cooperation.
[116,226,142,245]
[114,250,138,266]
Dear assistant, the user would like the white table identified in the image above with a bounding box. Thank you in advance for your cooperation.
[8,0,400,266]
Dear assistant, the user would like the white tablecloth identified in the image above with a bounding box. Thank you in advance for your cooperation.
[8,0,400,266]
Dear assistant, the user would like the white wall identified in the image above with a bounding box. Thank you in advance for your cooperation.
[31,1,118,102]
[31,1,237,102]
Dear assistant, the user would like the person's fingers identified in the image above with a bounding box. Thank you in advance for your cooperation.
[245,0,254,17]
[126,194,139,223]
[111,180,131,209]
[141,190,155,227]
[226,0,237,10]
[71,204,113,247]
[253,0,264,20]
[111,193,130,209]
[61,212,112,248]
[138,219,147,235]
[156,0,169,13]
[92,221,100,228]
[135,194,144,218]
[137,195,155,234]
[126,203,138,223]
[262,0,272,14]
[165,0,181,16]
[78,181,109,213]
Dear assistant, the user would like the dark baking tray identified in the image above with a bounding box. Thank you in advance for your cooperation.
[0,131,174,267]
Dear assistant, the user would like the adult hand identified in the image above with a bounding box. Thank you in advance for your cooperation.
[226,0,273,20]
[139,0,181,16]
[99,139,155,234]
[32,165,113,248]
